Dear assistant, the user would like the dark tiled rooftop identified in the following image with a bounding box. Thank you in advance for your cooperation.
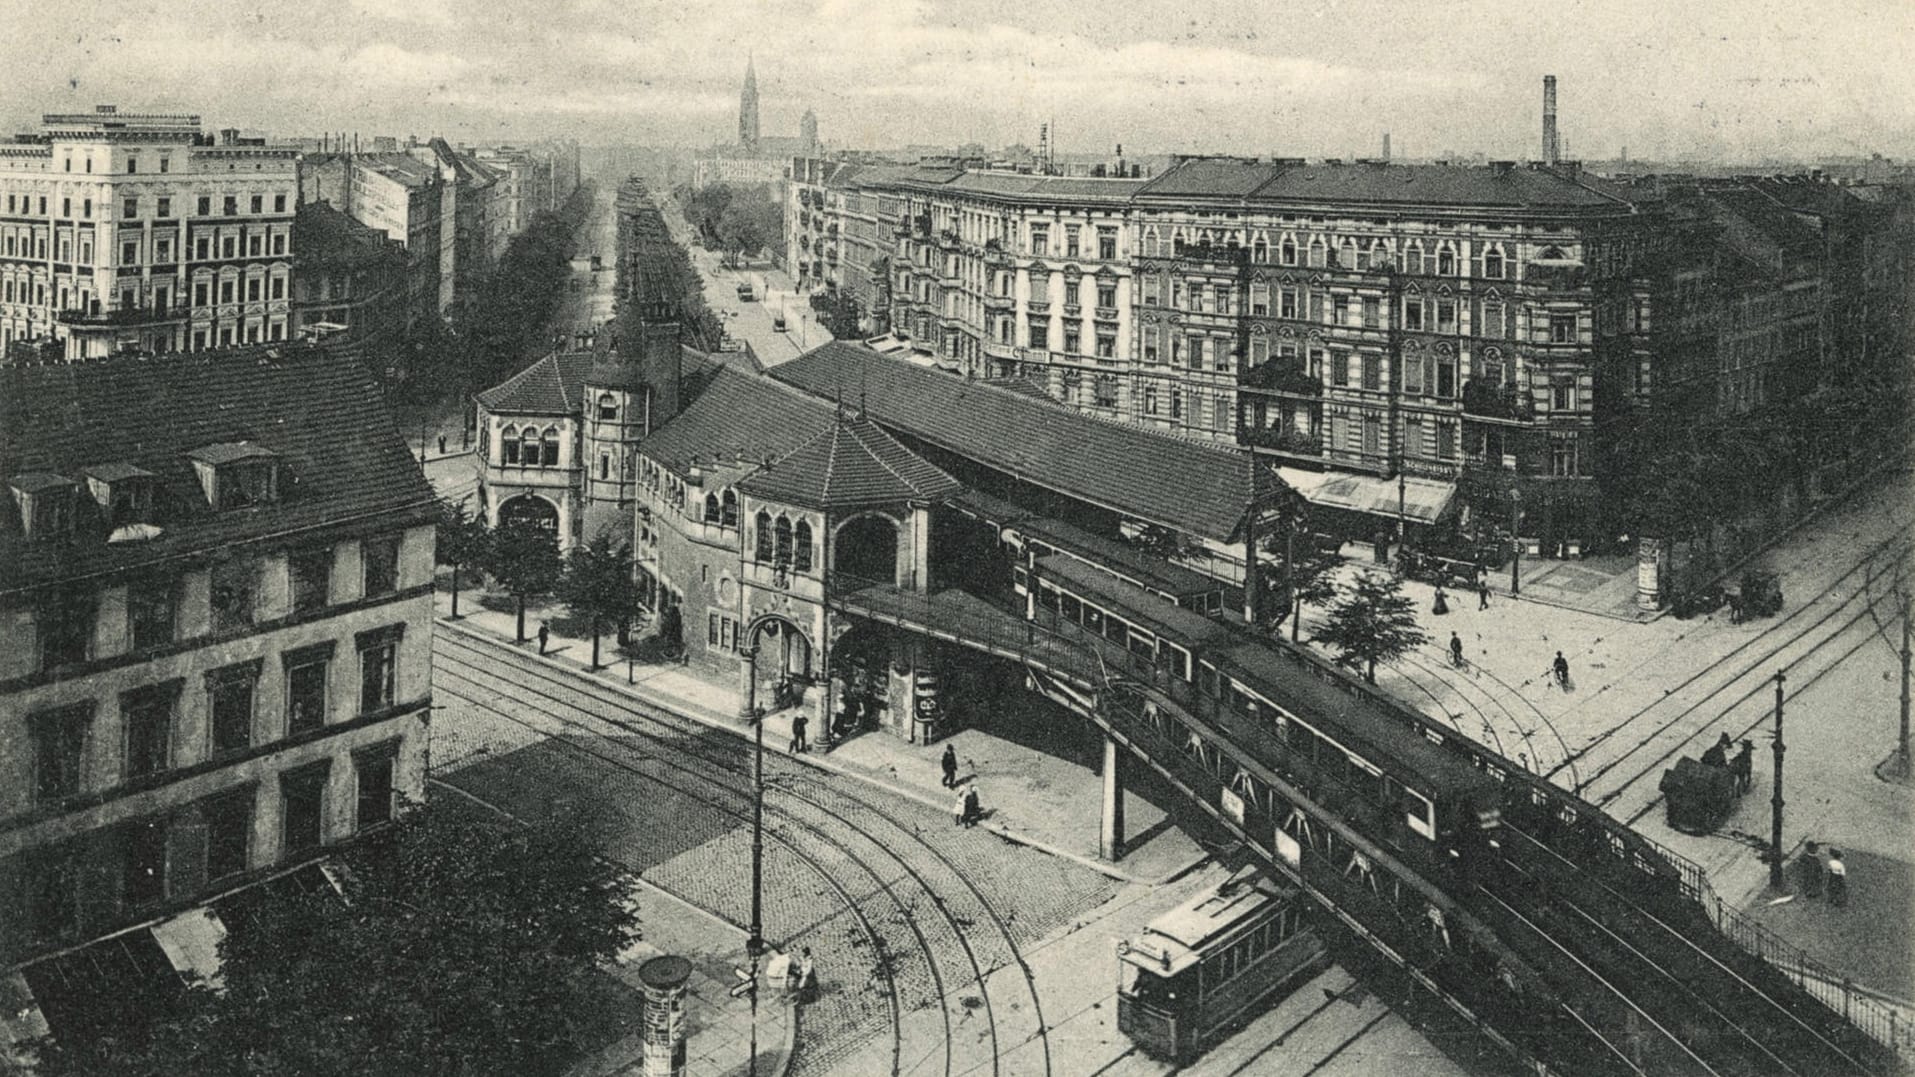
[0,345,434,594]
[772,342,1279,542]
[640,365,837,479]
[737,414,960,511]
[474,351,598,416]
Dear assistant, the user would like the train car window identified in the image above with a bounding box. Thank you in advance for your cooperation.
[1404,789,1435,839]
[1082,605,1105,633]
[1128,627,1155,658]
[1038,586,1060,612]
[1169,645,1191,681]
[1198,663,1218,697]
[1012,566,1029,590]
[1104,615,1128,645]
[1061,594,1082,621]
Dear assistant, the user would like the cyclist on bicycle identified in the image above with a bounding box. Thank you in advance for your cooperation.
[1552,651,1570,688]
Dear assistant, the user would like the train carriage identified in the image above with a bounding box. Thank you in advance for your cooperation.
[1117,875,1326,1064]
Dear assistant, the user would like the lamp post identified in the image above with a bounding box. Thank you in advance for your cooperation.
[1509,486,1523,596]
[742,644,766,959]
[1769,671,1787,891]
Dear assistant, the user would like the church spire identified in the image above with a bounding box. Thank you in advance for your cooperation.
[739,55,761,151]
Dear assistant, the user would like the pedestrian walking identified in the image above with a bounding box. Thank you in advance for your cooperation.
[1432,588,1450,616]
[1551,651,1569,690]
[940,743,958,788]
[1478,578,1491,610]
[789,713,808,754]
[1732,740,1754,795]
[1798,841,1825,899]
[537,623,550,655]
[1449,632,1465,669]
[963,784,982,827]
[1827,848,1848,908]
[953,786,967,827]
[437,433,447,455]
[797,947,819,1005]
[1702,733,1730,770]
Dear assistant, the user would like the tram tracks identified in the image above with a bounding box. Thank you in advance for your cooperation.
[431,627,1056,1077]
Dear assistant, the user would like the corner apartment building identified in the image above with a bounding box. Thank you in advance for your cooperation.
[0,346,436,1014]
[290,199,407,356]
[0,106,298,359]
[299,151,447,326]
[890,168,1145,382]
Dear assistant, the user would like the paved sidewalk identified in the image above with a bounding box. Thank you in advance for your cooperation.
[436,587,1207,886]
[565,877,796,1077]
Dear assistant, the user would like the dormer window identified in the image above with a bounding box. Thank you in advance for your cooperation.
[82,462,158,530]
[598,393,619,421]
[187,442,280,510]
[9,473,77,542]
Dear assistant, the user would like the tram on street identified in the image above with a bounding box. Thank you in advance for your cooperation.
[1116,874,1325,1064]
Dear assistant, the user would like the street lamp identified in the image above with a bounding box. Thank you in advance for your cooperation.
[741,645,767,959]
[1509,486,1523,596]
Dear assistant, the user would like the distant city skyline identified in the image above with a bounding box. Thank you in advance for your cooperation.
[3,0,1911,163]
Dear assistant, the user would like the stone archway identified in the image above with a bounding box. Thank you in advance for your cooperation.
[832,512,900,587]
[498,493,559,533]
[738,613,815,719]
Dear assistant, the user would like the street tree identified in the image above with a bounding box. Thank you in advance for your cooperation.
[22,801,639,1077]
[1125,523,1195,562]
[558,533,641,670]
[1262,531,1341,642]
[437,497,491,619]
[1313,570,1428,684]
[485,516,562,643]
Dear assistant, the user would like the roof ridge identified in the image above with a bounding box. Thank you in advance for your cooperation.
[819,419,841,497]
[845,417,930,496]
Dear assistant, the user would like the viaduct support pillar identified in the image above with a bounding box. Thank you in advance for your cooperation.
[1101,734,1126,862]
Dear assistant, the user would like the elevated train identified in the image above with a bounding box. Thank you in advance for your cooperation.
[1004,529,1895,1077]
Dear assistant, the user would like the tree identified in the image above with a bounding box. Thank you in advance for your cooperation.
[1262,532,1341,642]
[558,533,641,670]
[23,801,639,1077]
[1125,523,1195,562]
[437,497,491,619]
[485,517,562,643]
[1313,570,1429,684]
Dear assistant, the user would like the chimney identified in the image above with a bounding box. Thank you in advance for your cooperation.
[220,127,240,146]
[1543,75,1559,165]
[1382,132,1391,161]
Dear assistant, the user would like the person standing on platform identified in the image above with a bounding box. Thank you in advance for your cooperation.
[538,623,551,655]
[963,784,982,828]
[1478,577,1491,610]
[1433,587,1450,616]
[941,743,958,789]
[953,786,967,827]
[1449,632,1465,669]
[789,713,809,754]
[1827,848,1848,908]
[1799,841,1825,899]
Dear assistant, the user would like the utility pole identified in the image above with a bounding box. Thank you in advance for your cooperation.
[1897,584,1911,777]
[742,645,766,960]
[1509,487,1523,596]
[1770,671,1787,891]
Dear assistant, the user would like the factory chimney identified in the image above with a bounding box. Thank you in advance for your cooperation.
[1382,132,1391,161]
[1543,75,1559,164]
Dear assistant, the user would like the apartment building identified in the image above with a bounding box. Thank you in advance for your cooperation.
[299,151,447,326]
[0,106,298,359]
[0,345,436,1028]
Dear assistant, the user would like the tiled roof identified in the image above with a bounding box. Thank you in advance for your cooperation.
[293,200,403,270]
[1134,157,1640,210]
[937,172,1148,203]
[772,342,1282,542]
[0,345,435,595]
[474,351,597,416]
[982,376,1053,401]
[737,414,961,510]
[360,152,436,187]
[640,365,837,479]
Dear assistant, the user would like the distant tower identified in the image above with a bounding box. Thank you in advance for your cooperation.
[739,57,761,151]
[1382,132,1391,161]
[1542,75,1560,164]
[800,108,818,152]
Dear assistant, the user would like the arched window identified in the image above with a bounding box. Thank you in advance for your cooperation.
[1306,236,1326,268]
[1339,238,1358,268]
[1483,247,1505,279]
[598,393,618,421]
[1252,236,1268,263]
[794,520,813,572]
[1367,238,1390,270]
[519,426,540,467]
[721,490,739,527]
[1437,245,1456,276]
[540,426,560,467]
[754,511,773,560]
[1403,240,1425,275]
[501,425,519,465]
[774,515,794,565]
[704,493,721,523]
[1279,236,1297,266]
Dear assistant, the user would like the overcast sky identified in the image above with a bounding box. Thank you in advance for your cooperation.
[3,0,1909,161]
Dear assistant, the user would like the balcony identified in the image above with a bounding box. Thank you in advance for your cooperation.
[1026,300,1051,315]
[58,303,186,327]
[1174,242,1249,268]
[1061,303,1081,318]
[1525,262,1588,293]
[1093,306,1120,322]
[982,339,1017,361]
[1241,358,1322,397]
[984,293,1014,311]
[983,238,1010,265]
[1460,379,1533,423]
[936,228,961,250]
[1239,424,1323,457]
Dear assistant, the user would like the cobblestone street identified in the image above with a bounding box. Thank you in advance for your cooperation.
[429,625,1121,1076]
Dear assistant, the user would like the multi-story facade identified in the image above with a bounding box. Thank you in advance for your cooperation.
[0,345,437,994]
[290,200,407,344]
[891,170,1145,382]
[298,151,448,327]
[0,106,298,358]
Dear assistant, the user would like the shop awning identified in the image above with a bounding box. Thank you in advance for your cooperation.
[1277,467,1457,525]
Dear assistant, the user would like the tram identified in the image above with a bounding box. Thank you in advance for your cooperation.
[1116,874,1326,1064]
